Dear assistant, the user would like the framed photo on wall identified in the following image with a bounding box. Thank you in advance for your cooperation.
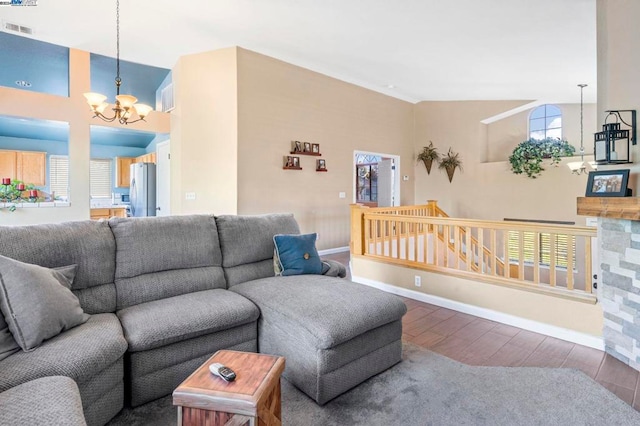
[585,169,631,197]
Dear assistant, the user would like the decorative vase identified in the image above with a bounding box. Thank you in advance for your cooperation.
[422,158,433,174]
[445,165,456,183]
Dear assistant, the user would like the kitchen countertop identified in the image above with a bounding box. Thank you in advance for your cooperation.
[90,205,128,209]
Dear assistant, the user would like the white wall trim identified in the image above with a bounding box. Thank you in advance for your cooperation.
[318,246,350,255]
[352,273,605,350]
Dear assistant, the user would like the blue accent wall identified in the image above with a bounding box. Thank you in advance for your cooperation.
[0,136,67,155]
[90,53,170,107]
[0,32,69,97]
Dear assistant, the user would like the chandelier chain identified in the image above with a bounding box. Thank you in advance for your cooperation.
[83,0,151,125]
[115,0,121,93]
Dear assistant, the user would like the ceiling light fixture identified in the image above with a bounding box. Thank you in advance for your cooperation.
[83,0,152,125]
[568,83,592,175]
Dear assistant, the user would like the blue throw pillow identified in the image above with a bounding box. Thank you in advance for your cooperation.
[273,233,323,276]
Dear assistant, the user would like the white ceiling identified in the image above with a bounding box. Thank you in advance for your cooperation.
[0,0,597,103]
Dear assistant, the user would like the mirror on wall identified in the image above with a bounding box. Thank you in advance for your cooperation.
[0,115,70,203]
[89,125,167,213]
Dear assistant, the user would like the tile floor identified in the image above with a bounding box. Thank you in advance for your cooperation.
[322,251,640,411]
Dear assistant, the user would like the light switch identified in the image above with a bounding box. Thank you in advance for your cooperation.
[339,192,346,199]
[403,175,409,181]
[185,192,196,200]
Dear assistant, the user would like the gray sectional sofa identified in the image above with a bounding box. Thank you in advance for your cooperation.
[0,213,406,426]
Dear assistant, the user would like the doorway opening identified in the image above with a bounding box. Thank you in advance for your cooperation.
[354,151,400,207]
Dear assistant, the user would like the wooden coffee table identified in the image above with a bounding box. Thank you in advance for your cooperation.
[173,350,285,426]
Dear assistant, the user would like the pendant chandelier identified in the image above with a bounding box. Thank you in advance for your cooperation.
[83,0,152,125]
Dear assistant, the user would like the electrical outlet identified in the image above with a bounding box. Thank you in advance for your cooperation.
[414,276,421,287]
[339,192,346,199]
[185,192,196,200]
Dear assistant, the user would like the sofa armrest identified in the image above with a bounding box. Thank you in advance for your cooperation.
[0,376,87,426]
[321,259,347,278]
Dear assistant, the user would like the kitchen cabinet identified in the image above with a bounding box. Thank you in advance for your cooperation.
[116,157,135,188]
[0,151,17,180]
[135,152,156,164]
[0,150,46,186]
[90,208,127,220]
[17,151,46,186]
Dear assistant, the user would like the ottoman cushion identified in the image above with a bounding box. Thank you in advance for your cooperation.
[231,275,407,349]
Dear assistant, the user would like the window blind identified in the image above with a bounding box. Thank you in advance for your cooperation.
[49,155,69,200]
[507,231,575,268]
[90,159,112,198]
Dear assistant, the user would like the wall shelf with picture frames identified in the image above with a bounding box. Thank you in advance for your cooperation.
[283,155,302,170]
[316,159,327,172]
[290,141,321,156]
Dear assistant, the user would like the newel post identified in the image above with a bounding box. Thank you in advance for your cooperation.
[427,200,438,216]
[350,204,368,255]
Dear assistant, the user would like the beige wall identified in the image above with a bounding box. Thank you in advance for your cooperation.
[0,49,169,225]
[235,48,415,250]
[597,0,640,193]
[171,48,239,216]
[414,101,597,225]
[353,256,603,337]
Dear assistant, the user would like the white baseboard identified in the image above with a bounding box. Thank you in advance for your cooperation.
[352,274,604,350]
[318,246,350,255]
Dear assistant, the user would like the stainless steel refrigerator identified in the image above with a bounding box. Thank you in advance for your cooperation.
[130,163,156,217]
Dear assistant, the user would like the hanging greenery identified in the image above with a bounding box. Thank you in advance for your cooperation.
[417,141,440,174]
[439,148,463,183]
[509,138,575,179]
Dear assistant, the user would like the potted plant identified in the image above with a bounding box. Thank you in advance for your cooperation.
[509,138,575,179]
[0,180,39,212]
[439,148,463,183]
[417,141,440,174]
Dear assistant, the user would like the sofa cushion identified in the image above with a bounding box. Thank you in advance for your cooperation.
[0,376,87,426]
[0,221,115,292]
[109,215,226,309]
[230,276,407,349]
[216,214,300,286]
[274,233,322,276]
[116,289,260,352]
[0,255,88,352]
[0,313,127,392]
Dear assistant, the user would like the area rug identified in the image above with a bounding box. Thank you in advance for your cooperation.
[108,343,640,425]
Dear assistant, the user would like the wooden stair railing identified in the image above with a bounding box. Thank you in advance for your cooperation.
[428,201,507,276]
[351,202,597,303]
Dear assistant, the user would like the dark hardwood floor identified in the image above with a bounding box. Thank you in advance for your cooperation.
[322,251,640,410]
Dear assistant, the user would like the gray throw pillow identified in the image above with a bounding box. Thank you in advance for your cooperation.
[0,315,19,362]
[0,256,88,352]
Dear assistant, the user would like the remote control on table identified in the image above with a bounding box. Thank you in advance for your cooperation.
[209,363,237,382]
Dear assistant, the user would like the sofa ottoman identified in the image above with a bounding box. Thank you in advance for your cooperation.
[231,275,407,404]
[0,376,87,426]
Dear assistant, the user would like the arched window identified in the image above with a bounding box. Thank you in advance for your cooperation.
[529,104,562,140]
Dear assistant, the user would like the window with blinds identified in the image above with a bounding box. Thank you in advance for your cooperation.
[507,231,575,269]
[90,159,112,198]
[49,155,69,200]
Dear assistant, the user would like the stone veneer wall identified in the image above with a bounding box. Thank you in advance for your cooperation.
[600,217,640,371]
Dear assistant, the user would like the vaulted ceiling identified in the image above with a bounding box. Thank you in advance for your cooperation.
[0,0,597,104]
